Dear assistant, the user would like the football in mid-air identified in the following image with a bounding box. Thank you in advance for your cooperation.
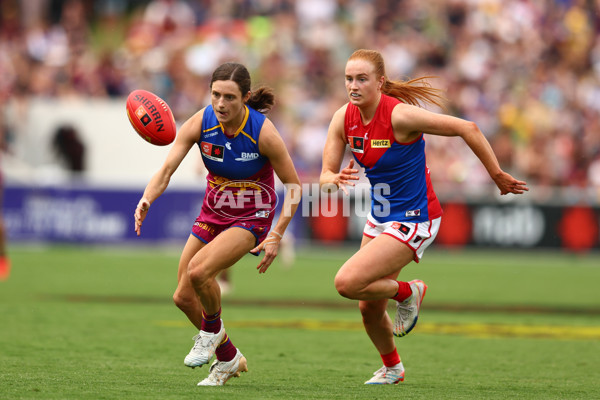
[126,89,176,146]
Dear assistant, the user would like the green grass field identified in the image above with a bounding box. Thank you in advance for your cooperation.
[1,245,599,399]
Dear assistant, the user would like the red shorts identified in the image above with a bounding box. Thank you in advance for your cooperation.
[191,216,271,255]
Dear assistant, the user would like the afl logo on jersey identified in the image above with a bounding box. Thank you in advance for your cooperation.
[201,141,225,162]
[348,136,364,153]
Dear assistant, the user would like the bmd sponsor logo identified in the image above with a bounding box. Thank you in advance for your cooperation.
[235,152,260,162]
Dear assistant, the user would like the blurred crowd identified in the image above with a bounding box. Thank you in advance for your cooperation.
[1,0,599,193]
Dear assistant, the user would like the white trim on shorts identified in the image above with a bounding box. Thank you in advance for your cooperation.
[363,212,442,263]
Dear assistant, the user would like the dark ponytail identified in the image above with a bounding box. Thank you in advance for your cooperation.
[211,62,275,114]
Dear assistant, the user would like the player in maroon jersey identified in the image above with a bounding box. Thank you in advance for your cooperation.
[134,62,301,386]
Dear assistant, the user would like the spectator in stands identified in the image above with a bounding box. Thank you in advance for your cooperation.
[1,0,599,189]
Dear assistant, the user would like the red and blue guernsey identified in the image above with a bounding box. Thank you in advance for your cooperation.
[197,105,276,225]
[344,94,443,223]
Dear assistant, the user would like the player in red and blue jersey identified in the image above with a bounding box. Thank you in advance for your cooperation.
[320,49,528,385]
[134,62,301,386]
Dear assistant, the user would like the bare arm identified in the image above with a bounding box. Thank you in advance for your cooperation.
[391,103,528,195]
[251,118,302,273]
[134,109,205,235]
[319,105,360,195]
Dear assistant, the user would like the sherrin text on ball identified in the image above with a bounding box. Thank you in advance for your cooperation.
[126,89,176,146]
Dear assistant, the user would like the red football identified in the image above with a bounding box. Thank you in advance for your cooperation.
[126,89,176,146]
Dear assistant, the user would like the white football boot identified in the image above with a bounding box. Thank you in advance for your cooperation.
[364,364,405,384]
[197,349,248,386]
[184,322,225,368]
[393,280,427,337]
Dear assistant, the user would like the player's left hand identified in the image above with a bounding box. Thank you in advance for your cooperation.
[493,171,529,195]
[250,231,282,273]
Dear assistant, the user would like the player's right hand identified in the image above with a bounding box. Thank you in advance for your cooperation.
[334,159,360,195]
[134,197,150,236]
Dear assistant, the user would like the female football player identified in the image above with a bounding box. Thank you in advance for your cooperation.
[320,49,528,384]
[134,62,301,386]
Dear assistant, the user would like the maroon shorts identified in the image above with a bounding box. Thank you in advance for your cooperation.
[191,216,271,255]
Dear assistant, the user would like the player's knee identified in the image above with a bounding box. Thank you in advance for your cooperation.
[359,301,386,324]
[187,261,211,288]
[358,301,375,316]
[334,273,358,299]
[173,290,194,312]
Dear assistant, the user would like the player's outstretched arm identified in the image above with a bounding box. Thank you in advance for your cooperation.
[391,103,529,196]
[134,109,205,236]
